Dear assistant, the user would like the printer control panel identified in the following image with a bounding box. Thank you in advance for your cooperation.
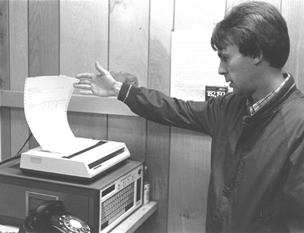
[99,165,143,232]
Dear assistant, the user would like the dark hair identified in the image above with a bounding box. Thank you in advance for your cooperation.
[211,1,289,69]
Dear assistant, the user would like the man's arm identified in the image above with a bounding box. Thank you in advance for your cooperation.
[74,61,216,134]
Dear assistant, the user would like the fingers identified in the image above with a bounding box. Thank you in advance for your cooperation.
[95,61,108,76]
[73,82,91,91]
[76,61,108,80]
[76,78,91,85]
[76,72,94,80]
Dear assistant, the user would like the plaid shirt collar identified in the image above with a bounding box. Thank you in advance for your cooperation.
[246,73,291,116]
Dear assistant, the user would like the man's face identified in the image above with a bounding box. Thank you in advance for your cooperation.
[217,44,258,96]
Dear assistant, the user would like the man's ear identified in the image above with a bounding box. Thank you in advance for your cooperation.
[253,51,263,65]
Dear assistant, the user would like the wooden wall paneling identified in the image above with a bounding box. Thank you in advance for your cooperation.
[0,0,8,88]
[108,0,149,162]
[60,0,108,140]
[67,112,107,140]
[107,115,146,162]
[142,0,174,232]
[28,0,60,148]
[60,0,108,76]
[168,0,225,232]
[9,0,29,157]
[28,0,59,77]
[0,0,10,160]
[282,0,304,91]
[169,132,212,232]
[169,131,212,232]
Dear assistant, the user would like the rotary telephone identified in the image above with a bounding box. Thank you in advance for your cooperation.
[22,200,92,233]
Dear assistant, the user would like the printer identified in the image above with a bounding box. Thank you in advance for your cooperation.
[20,138,130,180]
[20,75,130,180]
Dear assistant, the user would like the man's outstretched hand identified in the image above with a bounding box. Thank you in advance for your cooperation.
[74,61,122,97]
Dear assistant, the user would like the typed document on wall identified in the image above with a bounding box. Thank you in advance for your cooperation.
[171,29,226,101]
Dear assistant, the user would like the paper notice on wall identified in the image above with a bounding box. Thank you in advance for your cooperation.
[171,29,226,101]
[24,76,94,154]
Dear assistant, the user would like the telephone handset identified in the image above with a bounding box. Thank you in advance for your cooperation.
[23,200,91,233]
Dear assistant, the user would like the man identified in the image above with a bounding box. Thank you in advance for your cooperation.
[74,1,304,232]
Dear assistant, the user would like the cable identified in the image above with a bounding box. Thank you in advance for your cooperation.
[15,132,33,156]
[0,132,33,166]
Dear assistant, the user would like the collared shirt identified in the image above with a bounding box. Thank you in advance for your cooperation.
[246,73,291,116]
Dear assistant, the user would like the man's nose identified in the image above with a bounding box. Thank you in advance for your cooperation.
[218,61,227,75]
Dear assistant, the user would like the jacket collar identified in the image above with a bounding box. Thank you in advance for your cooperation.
[246,73,297,118]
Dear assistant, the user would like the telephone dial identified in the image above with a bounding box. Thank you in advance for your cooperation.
[22,200,92,233]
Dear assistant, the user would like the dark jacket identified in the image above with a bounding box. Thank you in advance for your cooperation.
[118,75,304,233]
